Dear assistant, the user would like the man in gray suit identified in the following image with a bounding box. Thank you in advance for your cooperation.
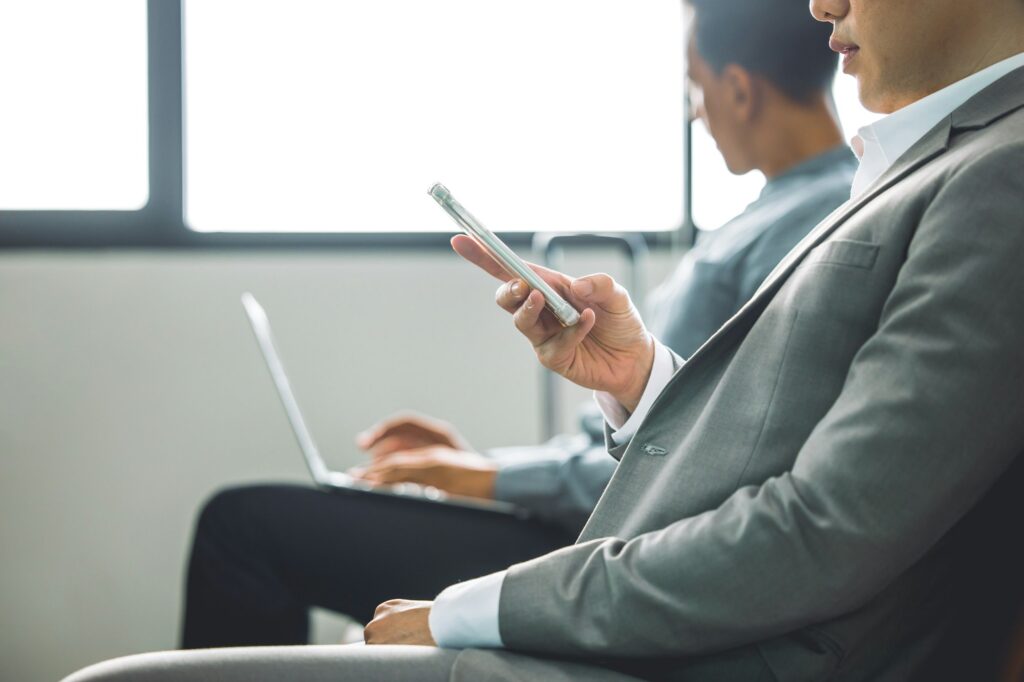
[67,0,1024,679]
[180,0,855,650]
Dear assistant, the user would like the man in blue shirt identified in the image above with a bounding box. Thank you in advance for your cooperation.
[180,1,856,648]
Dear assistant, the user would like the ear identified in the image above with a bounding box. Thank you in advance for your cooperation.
[719,64,758,124]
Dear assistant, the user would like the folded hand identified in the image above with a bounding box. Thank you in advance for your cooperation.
[364,599,435,646]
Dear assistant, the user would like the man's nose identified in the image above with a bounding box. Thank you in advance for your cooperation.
[809,0,849,23]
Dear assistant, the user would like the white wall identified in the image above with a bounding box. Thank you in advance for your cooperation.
[0,246,675,682]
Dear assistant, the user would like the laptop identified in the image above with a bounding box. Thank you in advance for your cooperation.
[241,292,526,518]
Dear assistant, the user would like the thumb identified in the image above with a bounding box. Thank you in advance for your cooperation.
[570,273,632,313]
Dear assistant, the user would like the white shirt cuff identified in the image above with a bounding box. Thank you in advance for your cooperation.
[428,570,506,649]
[593,339,676,446]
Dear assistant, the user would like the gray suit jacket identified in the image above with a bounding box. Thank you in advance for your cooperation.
[492,148,857,530]
[489,68,1024,681]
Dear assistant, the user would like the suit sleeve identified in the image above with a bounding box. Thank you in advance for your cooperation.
[496,143,1024,656]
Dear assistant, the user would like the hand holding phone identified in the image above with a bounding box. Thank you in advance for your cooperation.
[450,231,655,413]
[429,183,581,327]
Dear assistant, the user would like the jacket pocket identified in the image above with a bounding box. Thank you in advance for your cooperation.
[797,238,880,271]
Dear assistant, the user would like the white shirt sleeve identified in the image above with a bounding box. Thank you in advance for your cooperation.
[428,570,506,649]
[593,339,677,446]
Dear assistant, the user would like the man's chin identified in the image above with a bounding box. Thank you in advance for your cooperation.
[722,158,753,176]
[855,78,897,116]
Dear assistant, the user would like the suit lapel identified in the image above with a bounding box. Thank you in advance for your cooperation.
[634,66,1024,424]
[674,118,952,370]
[739,65,1024,318]
[949,65,1024,130]
[698,66,1023,353]
[757,126,949,296]
[630,127,951,425]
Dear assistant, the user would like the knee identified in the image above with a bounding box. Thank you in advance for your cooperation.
[197,486,246,531]
[193,483,305,543]
[193,485,272,542]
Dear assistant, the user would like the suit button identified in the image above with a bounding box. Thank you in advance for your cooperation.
[642,443,668,456]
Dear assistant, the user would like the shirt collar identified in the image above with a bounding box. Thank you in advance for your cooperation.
[850,52,1024,198]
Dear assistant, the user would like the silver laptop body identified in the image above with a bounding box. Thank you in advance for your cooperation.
[241,292,525,518]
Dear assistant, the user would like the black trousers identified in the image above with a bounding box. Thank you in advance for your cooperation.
[180,484,575,648]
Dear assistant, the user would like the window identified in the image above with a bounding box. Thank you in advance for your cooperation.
[690,69,883,231]
[183,0,686,234]
[0,0,148,210]
[0,2,887,248]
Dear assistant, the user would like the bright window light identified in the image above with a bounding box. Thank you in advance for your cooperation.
[691,68,883,231]
[0,0,148,210]
[184,0,685,233]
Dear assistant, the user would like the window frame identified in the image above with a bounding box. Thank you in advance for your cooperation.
[0,0,695,250]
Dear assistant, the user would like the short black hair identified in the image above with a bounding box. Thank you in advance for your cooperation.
[688,0,838,103]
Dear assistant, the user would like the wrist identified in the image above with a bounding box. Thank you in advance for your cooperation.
[612,335,656,414]
[452,464,498,500]
[470,468,498,499]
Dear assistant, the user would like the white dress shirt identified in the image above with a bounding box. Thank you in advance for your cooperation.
[427,52,1024,650]
[849,52,1024,199]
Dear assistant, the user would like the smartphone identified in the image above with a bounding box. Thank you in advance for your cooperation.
[429,182,581,327]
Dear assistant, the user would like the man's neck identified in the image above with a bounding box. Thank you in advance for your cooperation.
[755,96,846,180]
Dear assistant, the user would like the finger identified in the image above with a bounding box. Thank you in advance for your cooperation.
[361,445,437,470]
[363,465,430,486]
[356,412,439,450]
[374,599,400,617]
[495,279,530,314]
[352,450,428,477]
[355,415,411,449]
[512,289,561,347]
[451,235,512,281]
[534,307,597,370]
[367,435,425,459]
[451,235,574,291]
[570,273,634,315]
[357,452,425,479]
[570,307,598,342]
[354,459,400,480]
[500,283,572,336]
